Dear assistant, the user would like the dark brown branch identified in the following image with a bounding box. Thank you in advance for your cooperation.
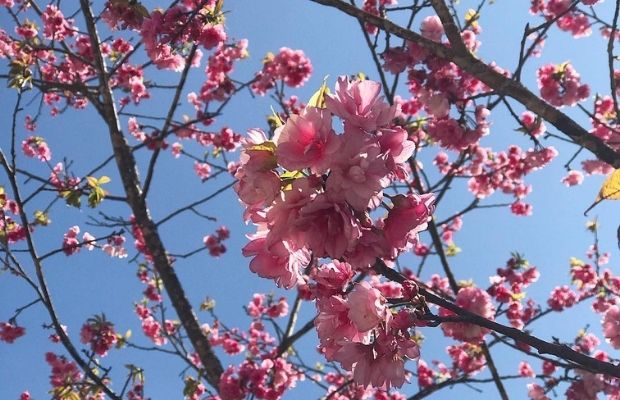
[374,259,620,378]
[79,0,223,389]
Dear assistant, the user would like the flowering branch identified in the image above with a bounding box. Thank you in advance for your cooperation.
[309,0,620,168]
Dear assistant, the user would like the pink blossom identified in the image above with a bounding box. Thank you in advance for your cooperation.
[527,383,550,400]
[194,161,211,180]
[383,193,435,252]
[80,317,117,357]
[22,136,51,161]
[510,200,533,216]
[42,5,75,41]
[0,322,25,343]
[520,111,546,137]
[295,194,361,259]
[346,281,388,332]
[102,235,128,258]
[519,361,536,377]
[537,63,589,107]
[315,295,360,359]
[275,107,339,174]
[547,285,578,311]
[447,343,486,375]
[440,286,495,342]
[243,237,310,289]
[45,352,83,388]
[140,316,167,346]
[377,126,416,166]
[311,260,354,297]
[582,159,613,175]
[325,130,390,211]
[62,226,81,256]
[325,76,396,132]
[603,305,620,349]
[251,48,313,94]
[561,170,584,186]
[420,16,444,42]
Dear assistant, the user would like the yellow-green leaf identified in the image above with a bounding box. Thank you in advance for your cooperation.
[584,169,620,215]
[86,176,99,188]
[307,77,330,109]
[465,9,479,29]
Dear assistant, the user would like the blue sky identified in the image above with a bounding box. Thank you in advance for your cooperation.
[1,1,620,399]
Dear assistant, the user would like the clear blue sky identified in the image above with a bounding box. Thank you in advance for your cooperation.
[1,1,619,399]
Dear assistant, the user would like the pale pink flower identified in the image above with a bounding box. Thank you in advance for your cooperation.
[347,281,388,332]
[519,361,536,377]
[603,305,620,349]
[82,232,96,251]
[194,161,211,180]
[521,111,546,137]
[527,383,550,400]
[243,237,310,289]
[377,126,416,166]
[311,260,354,297]
[440,286,495,342]
[234,169,281,209]
[582,159,614,175]
[326,130,390,211]
[22,136,51,161]
[275,107,340,173]
[561,170,584,186]
[315,296,361,359]
[326,76,396,132]
[102,235,128,258]
[420,16,444,42]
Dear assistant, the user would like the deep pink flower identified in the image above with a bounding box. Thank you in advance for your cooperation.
[295,194,361,259]
[383,193,435,252]
[275,107,340,174]
[0,322,25,343]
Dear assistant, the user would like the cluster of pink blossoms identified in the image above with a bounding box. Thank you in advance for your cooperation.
[0,322,25,343]
[45,352,83,392]
[80,315,118,357]
[140,3,226,71]
[435,144,557,216]
[237,77,435,283]
[537,62,590,107]
[488,255,540,330]
[251,48,313,95]
[21,136,51,161]
[203,226,230,257]
[235,76,439,389]
[530,0,600,38]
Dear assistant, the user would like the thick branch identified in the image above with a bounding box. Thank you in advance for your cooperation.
[79,0,223,389]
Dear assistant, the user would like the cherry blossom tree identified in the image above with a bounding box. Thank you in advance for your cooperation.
[3,0,620,399]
